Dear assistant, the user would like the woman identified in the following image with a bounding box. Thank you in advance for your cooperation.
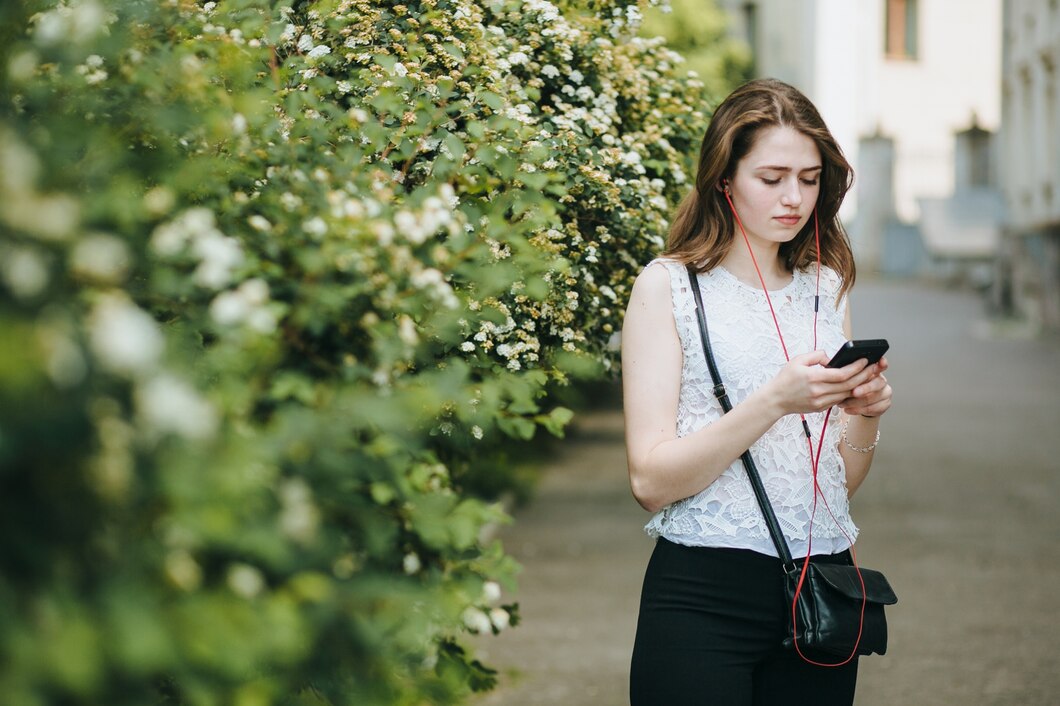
[623,78,893,705]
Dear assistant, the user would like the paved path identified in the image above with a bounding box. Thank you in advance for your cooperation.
[473,279,1060,706]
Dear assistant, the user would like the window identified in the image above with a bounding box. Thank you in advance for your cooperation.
[884,0,919,60]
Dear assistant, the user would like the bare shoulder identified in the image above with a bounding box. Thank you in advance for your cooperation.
[627,260,674,310]
[623,261,680,350]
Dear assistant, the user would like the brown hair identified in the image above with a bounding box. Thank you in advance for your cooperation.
[665,78,856,296]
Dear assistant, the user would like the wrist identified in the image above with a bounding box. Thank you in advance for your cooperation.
[842,418,881,453]
[751,381,789,421]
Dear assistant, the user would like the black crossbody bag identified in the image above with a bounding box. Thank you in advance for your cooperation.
[685,265,897,663]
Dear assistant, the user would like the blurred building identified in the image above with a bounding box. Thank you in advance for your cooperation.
[717,0,1003,276]
[998,0,1060,329]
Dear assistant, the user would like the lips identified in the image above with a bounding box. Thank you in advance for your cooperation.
[774,215,802,226]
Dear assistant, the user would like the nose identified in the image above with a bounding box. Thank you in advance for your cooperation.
[780,178,802,207]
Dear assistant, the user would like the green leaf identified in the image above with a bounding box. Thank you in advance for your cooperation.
[478,91,504,111]
[537,406,575,438]
[442,130,466,162]
[496,415,536,441]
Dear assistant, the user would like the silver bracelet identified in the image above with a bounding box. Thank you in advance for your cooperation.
[842,424,880,453]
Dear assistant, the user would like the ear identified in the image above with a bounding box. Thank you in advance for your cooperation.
[715,179,730,194]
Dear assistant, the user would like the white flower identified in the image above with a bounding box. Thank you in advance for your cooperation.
[374,222,394,246]
[489,607,510,632]
[143,186,175,215]
[89,294,164,376]
[483,581,502,603]
[231,113,247,134]
[227,563,265,599]
[569,69,584,84]
[393,62,408,77]
[240,278,269,305]
[0,246,49,298]
[210,278,272,330]
[137,374,218,440]
[279,478,320,543]
[280,192,302,211]
[462,607,492,634]
[34,0,107,47]
[296,34,313,52]
[246,307,277,334]
[70,234,129,284]
[394,209,425,243]
[83,69,107,85]
[192,232,244,289]
[508,51,529,65]
[403,552,422,575]
[460,341,475,352]
[247,215,272,232]
[398,315,418,346]
[303,216,327,237]
[541,64,560,79]
[471,425,484,440]
[209,289,250,326]
[410,268,445,288]
[439,183,458,208]
[306,44,331,60]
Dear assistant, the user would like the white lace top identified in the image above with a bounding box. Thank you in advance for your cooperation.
[644,258,858,558]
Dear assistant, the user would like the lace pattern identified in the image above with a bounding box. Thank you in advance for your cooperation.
[643,258,859,557]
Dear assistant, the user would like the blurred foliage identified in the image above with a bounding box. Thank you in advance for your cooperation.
[640,0,752,103]
[0,0,737,704]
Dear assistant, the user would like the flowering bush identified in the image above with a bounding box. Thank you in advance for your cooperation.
[0,0,732,703]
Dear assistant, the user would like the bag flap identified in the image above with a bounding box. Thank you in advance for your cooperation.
[811,564,898,605]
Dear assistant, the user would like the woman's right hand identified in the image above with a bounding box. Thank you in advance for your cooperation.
[765,351,877,415]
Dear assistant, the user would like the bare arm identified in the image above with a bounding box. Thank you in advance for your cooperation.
[622,265,880,513]
[836,304,894,496]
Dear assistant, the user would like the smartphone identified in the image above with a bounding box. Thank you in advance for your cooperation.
[827,339,889,368]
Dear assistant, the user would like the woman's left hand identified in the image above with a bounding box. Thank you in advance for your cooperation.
[838,356,892,417]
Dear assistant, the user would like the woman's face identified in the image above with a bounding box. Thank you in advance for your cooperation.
[727,125,822,251]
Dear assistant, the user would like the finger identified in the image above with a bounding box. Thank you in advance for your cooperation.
[844,382,893,413]
[816,389,864,412]
[851,375,888,399]
[849,398,891,417]
[794,350,831,367]
[816,357,870,382]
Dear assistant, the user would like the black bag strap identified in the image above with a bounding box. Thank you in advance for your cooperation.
[685,265,796,569]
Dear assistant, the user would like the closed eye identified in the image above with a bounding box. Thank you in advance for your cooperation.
[761,177,818,187]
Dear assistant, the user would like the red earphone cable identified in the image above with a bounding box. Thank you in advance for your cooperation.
[723,189,867,667]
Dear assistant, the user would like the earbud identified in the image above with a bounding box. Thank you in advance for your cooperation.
[718,179,731,195]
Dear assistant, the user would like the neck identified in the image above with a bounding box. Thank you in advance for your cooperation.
[721,241,790,290]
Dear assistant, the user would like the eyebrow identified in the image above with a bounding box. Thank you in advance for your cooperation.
[754,165,823,173]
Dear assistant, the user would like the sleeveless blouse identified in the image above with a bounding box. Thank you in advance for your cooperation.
[644,258,858,558]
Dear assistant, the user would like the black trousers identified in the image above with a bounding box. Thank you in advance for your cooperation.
[630,538,858,706]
